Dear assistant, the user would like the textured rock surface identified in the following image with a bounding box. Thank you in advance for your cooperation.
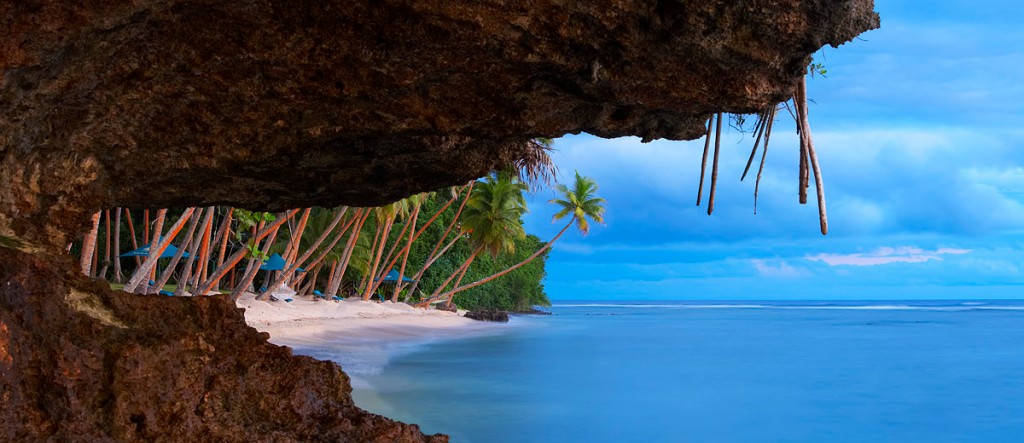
[0,1,878,441]
[1,0,878,252]
[466,309,511,323]
[0,248,446,442]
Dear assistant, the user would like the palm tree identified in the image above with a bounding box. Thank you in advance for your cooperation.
[80,210,101,276]
[361,201,412,300]
[113,208,124,283]
[326,208,372,297]
[124,208,196,293]
[97,209,111,279]
[434,171,605,304]
[151,209,203,293]
[261,206,350,297]
[403,182,474,303]
[419,173,528,306]
[175,207,215,296]
[192,209,298,299]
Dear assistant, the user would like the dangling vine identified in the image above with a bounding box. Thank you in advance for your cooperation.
[694,63,829,235]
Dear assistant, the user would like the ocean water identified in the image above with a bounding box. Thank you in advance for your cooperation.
[292,301,1024,442]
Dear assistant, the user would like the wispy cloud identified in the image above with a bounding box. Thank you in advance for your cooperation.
[750,259,808,278]
[806,247,971,266]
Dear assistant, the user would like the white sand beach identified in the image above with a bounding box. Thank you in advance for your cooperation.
[236,293,484,344]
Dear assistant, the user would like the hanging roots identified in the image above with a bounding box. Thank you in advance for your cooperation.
[693,73,828,235]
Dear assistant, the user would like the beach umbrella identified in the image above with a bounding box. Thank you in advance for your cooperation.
[119,243,190,259]
[259,253,305,272]
[382,269,416,283]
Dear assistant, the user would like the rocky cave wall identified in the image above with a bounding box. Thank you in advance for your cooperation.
[0,1,878,441]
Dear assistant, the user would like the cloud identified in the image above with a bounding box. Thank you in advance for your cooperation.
[750,259,808,278]
[806,247,971,266]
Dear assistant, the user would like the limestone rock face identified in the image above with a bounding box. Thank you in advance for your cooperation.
[1,0,877,252]
[0,1,878,441]
[0,248,447,442]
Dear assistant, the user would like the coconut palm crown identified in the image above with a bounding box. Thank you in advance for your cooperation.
[461,172,528,257]
[550,171,606,235]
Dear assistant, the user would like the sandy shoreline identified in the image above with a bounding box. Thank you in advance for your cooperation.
[237,293,487,344]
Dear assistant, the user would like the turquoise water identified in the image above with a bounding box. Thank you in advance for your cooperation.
[295,301,1024,442]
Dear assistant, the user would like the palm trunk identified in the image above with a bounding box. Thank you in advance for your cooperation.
[255,208,311,299]
[176,207,214,296]
[124,208,191,293]
[97,209,111,279]
[404,234,462,303]
[113,208,123,283]
[440,261,472,309]
[263,207,348,297]
[368,208,420,298]
[283,208,313,264]
[194,209,298,298]
[328,209,369,297]
[233,221,265,296]
[391,202,421,302]
[325,260,337,297]
[428,182,473,261]
[303,209,361,272]
[361,217,392,300]
[188,206,216,288]
[80,211,101,276]
[124,208,141,268]
[192,208,296,298]
[419,244,483,307]
[231,224,281,300]
[151,209,203,294]
[210,208,234,292]
[358,221,385,300]
[304,263,322,296]
[437,219,574,303]
[374,212,415,281]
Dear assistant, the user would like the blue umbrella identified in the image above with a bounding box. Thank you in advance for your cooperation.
[119,243,190,259]
[259,253,305,272]
[382,269,416,283]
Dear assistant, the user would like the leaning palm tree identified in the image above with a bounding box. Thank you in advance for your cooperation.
[80,210,102,276]
[419,172,528,306]
[433,171,605,304]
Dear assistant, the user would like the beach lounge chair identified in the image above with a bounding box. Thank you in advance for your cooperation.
[313,289,325,299]
[332,296,342,301]
[159,290,174,296]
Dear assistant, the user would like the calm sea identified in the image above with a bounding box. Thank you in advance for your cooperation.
[289,300,1024,442]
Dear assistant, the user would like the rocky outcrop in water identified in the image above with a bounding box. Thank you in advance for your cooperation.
[466,310,511,323]
[0,1,878,440]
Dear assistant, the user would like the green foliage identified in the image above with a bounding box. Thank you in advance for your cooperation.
[387,184,551,311]
[550,171,605,235]
[808,62,827,77]
[807,53,827,78]
[233,209,275,258]
[462,172,528,257]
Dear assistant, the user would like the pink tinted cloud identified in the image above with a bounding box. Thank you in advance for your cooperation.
[806,246,971,266]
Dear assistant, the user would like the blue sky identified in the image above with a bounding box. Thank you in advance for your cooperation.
[522,0,1024,300]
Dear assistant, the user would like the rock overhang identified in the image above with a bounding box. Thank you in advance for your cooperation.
[1,0,878,250]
